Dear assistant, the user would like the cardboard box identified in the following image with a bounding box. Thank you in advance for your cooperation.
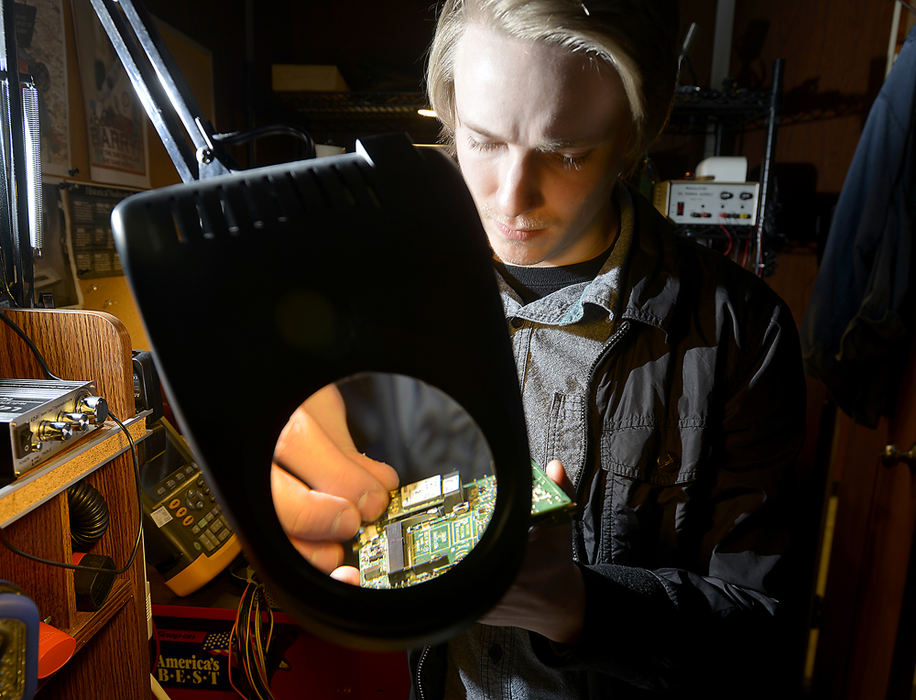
[271,64,349,92]
[153,604,408,699]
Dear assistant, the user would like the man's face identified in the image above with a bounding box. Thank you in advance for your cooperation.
[452,22,632,267]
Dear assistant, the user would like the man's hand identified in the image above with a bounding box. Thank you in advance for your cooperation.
[271,383,399,584]
[479,459,585,644]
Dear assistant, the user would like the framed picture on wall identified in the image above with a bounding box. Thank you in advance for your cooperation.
[15,0,72,178]
[70,0,150,188]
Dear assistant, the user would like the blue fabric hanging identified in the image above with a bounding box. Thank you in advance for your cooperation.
[800,24,916,427]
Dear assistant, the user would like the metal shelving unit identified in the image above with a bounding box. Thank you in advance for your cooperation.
[665,59,785,276]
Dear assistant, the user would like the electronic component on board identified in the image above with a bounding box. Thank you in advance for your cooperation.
[355,462,575,589]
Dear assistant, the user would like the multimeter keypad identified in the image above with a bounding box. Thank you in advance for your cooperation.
[157,465,234,555]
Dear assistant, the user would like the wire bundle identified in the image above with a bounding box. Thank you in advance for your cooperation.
[229,574,276,700]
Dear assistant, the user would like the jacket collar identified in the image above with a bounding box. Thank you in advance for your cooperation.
[617,185,684,338]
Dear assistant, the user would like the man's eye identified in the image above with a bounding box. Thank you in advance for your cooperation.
[557,152,590,171]
[467,138,501,152]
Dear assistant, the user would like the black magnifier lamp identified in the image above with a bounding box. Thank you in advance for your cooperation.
[97,0,534,649]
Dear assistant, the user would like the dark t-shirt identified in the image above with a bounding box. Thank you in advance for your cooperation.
[493,247,613,304]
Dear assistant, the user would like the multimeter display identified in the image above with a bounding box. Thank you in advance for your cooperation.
[139,419,240,596]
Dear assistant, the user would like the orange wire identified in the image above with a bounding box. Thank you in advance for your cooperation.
[227,580,275,700]
[228,581,252,699]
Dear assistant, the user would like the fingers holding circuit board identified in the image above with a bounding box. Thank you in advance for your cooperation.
[354,462,575,589]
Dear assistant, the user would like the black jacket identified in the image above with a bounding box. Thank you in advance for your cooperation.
[412,189,807,699]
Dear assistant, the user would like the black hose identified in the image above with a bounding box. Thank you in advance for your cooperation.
[68,480,110,550]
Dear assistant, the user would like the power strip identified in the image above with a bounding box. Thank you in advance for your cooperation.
[653,180,759,226]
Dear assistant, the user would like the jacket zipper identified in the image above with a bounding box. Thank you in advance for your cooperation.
[415,645,430,700]
[575,319,631,510]
[410,322,633,693]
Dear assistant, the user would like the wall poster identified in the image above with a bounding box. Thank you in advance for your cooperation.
[70,0,149,188]
[14,0,71,177]
[62,181,138,279]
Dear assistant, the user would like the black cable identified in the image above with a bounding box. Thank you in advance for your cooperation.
[0,310,145,576]
[212,125,317,160]
[0,410,144,575]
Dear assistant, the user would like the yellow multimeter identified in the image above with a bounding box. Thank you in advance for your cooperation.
[139,418,241,596]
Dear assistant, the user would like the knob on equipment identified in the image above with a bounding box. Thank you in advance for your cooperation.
[37,421,73,442]
[75,395,109,425]
[58,412,90,431]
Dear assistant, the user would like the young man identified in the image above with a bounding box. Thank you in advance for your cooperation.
[272,1,807,697]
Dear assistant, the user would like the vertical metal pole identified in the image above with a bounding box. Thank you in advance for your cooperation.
[245,0,255,168]
[706,0,736,158]
[710,0,736,89]
[754,58,783,277]
[0,68,12,303]
[887,1,903,78]
[1,0,33,306]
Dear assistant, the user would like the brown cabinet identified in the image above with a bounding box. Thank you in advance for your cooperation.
[0,308,149,698]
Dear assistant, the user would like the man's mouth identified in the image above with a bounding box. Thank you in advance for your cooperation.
[494,220,547,241]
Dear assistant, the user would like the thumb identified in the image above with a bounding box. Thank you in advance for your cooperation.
[546,459,574,498]
[330,565,361,586]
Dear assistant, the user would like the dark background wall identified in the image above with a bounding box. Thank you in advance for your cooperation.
[140,1,895,201]
[143,0,441,159]
[732,1,895,194]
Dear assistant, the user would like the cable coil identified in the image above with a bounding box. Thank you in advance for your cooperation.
[68,480,110,550]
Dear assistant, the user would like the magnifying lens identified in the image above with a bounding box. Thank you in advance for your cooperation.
[111,134,535,649]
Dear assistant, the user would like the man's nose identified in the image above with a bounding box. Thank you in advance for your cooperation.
[497,152,543,218]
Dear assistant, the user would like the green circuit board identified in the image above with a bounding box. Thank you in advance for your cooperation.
[355,462,575,589]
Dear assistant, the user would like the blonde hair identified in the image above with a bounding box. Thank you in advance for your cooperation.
[426,0,678,172]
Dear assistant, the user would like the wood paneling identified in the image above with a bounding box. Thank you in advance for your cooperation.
[0,308,133,416]
[732,2,894,194]
[0,309,149,698]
